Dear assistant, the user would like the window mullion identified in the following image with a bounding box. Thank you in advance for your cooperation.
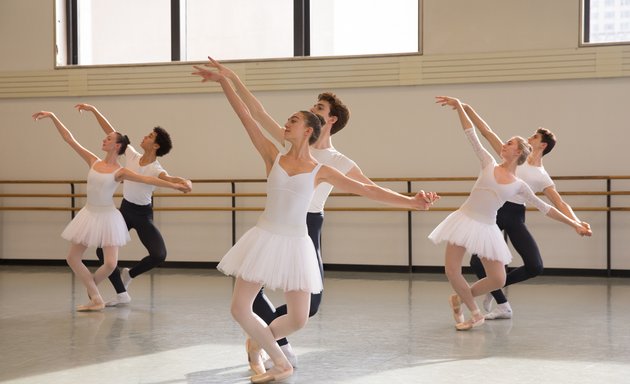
[293,0,310,57]
[171,0,181,61]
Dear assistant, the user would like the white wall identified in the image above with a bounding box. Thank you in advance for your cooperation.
[1,0,628,271]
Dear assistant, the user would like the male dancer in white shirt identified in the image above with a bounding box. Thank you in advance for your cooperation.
[76,103,192,306]
[463,102,590,320]
[197,58,389,367]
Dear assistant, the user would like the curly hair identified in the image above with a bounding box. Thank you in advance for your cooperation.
[153,126,172,157]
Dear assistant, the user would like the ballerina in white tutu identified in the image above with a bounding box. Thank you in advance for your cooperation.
[192,67,438,383]
[430,96,592,331]
[32,111,191,312]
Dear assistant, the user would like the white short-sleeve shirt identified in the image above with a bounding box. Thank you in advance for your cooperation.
[309,147,357,213]
[509,162,555,205]
[122,145,166,206]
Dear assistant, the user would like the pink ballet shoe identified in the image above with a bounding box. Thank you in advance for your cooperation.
[250,366,293,383]
[76,298,105,312]
[455,310,485,331]
[246,338,266,376]
[449,294,465,324]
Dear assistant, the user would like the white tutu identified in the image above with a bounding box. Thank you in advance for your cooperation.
[217,225,323,294]
[428,210,512,264]
[61,204,130,247]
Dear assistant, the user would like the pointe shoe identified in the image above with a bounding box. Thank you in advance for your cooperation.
[455,310,485,331]
[77,299,105,312]
[250,367,293,383]
[449,294,465,324]
[246,338,266,375]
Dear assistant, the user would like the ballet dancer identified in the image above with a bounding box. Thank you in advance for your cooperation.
[195,57,379,367]
[428,96,591,331]
[462,102,591,320]
[32,110,190,311]
[192,67,437,382]
[75,103,192,307]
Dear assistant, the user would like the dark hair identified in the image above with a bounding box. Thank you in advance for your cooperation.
[318,92,350,135]
[115,132,130,155]
[300,111,323,145]
[537,127,556,156]
[153,126,172,157]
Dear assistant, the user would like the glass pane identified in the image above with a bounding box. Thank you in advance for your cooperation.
[310,0,419,56]
[184,0,294,61]
[588,0,630,43]
[77,0,171,65]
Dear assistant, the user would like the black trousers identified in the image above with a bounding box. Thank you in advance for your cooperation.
[96,198,167,294]
[470,201,544,304]
[252,212,324,347]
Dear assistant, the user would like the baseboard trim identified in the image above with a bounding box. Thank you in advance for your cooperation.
[2,259,628,277]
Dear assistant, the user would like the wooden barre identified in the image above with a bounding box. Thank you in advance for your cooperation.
[0,206,618,212]
[4,190,630,199]
[3,175,630,184]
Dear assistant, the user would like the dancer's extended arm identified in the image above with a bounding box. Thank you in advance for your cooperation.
[200,57,286,145]
[436,96,494,168]
[461,103,503,155]
[115,168,190,192]
[32,111,98,167]
[316,165,439,210]
[75,103,116,134]
[192,66,277,170]
[519,183,591,236]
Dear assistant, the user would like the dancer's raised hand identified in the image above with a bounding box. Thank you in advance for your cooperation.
[192,65,225,83]
[435,96,462,109]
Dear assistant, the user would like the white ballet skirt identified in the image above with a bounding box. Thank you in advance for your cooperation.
[61,163,130,248]
[218,154,324,293]
[428,128,552,264]
[429,209,513,264]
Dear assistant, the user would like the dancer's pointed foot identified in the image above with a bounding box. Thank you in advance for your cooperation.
[246,338,266,375]
[250,365,293,383]
[77,297,105,312]
[449,294,465,324]
[456,310,485,331]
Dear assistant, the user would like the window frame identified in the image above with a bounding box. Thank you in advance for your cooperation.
[580,0,630,47]
[56,0,422,69]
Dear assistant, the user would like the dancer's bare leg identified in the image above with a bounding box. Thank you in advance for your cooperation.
[444,243,478,313]
[470,258,506,297]
[231,278,293,374]
[66,243,104,310]
[268,290,311,341]
[93,245,118,285]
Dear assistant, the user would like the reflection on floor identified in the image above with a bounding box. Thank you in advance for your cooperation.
[1,265,629,383]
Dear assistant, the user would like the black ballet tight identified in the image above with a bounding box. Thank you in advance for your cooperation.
[252,212,324,347]
[470,202,544,304]
[96,199,167,294]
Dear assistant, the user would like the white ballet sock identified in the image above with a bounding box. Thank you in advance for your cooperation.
[105,291,131,307]
[121,268,132,289]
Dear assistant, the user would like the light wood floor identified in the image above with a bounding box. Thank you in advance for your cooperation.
[1,265,629,383]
